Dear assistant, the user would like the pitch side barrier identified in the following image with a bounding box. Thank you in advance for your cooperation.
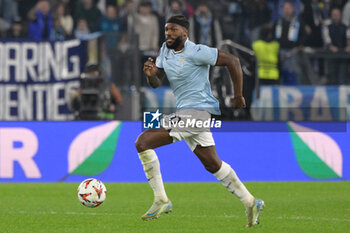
[141,85,350,121]
[0,121,348,182]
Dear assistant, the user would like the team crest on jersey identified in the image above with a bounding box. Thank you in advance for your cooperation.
[179,58,186,67]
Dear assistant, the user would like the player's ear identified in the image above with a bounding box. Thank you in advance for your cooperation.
[183,28,188,38]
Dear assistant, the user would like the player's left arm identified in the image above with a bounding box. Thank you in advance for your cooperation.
[215,50,246,108]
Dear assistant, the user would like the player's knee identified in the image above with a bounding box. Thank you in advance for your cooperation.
[204,163,221,173]
[135,135,149,152]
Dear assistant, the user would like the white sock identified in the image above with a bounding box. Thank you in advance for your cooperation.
[214,161,255,208]
[138,149,168,202]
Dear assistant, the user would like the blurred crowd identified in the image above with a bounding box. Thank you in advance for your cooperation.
[0,0,350,84]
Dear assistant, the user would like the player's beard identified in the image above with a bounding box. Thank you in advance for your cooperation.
[166,36,183,50]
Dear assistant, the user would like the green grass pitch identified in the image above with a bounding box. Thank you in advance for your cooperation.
[0,182,349,233]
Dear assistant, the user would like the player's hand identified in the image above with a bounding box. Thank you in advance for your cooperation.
[231,96,246,109]
[143,58,158,77]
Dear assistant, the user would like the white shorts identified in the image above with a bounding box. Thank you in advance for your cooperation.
[161,109,215,151]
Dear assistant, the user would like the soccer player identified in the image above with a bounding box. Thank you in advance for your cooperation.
[135,15,264,227]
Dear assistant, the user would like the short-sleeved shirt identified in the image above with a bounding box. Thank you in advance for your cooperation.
[155,39,220,115]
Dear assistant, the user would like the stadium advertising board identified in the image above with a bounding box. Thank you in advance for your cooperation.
[0,39,86,120]
[0,121,348,182]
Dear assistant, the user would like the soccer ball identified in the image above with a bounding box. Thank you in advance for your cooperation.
[77,178,107,207]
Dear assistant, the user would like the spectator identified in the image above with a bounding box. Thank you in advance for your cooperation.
[100,5,122,33]
[74,18,90,39]
[342,0,350,27]
[323,8,350,84]
[1,0,22,37]
[0,18,10,38]
[153,6,166,48]
[165,0,187,20]
[227,0,246,45]
[54,3,73,37]
[56,0,75,19]
[302,0,324,47]
[75,0,102,32]
[189,2,223,47]
[101,5,123,62]
[133,1,159,51]
[247,0,272,43]
[6,19,27,39]
[274,1,305,50]
[50,18,66,40]
[302,0,325,83]
[253,24,280,84]
[148,0,166,16]
[1,0,20,25]
[271,0,303,22]
[119,0,137,35]
[183,0,195,18]
[274,1,306,84]
[28,0,53,40]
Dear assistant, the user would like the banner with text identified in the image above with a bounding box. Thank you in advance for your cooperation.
[0,39,86,120]
[251,86,350,121]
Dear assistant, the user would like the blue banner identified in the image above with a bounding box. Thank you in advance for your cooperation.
[251,85,350,121]
[0,39,86,120]
[142,86,350,121]
[0,121,348,182]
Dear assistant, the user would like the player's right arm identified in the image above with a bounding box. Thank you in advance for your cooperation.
[215,50,246,109]
[143,58,165,88]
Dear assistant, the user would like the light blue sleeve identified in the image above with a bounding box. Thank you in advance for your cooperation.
[155,43,166,69]
[192,44,218,66]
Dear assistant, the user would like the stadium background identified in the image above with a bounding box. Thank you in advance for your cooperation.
[0,1,349,232]
[0,0,349,181]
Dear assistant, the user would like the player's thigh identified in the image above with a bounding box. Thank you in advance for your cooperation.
[135,127,173,152]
